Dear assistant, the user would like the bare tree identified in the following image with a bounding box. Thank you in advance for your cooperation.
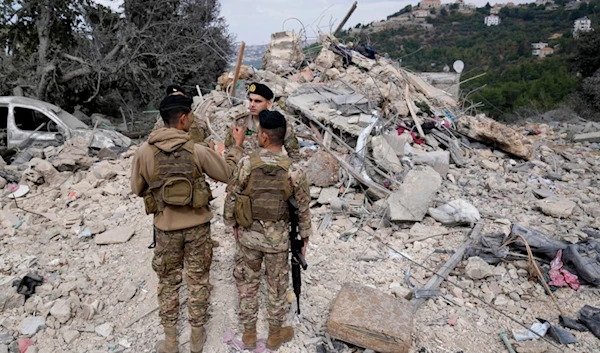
[0,0,233,117]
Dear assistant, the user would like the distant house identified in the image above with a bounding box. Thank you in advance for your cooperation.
[532,42,550,56]
[574,16,592,38]
[484,15,501,26]
[414,9,430,18]
[421,0,442,9]
[539,47,555,57]
[490,6,501,14]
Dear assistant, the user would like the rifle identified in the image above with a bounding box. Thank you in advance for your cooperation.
[289,198,307,315]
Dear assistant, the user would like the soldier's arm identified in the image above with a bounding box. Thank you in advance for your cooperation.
[194,144,243,183]
[130,147,148,197]
[291,166,313,240]
[284,124,301,163]
[223,158,251,227]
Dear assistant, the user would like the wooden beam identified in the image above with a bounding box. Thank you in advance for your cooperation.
[229,41,246,97]
[334,1,358,35]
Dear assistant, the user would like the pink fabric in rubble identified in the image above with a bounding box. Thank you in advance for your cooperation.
[548,249,581,290]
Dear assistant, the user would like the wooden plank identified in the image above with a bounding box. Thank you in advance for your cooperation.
[410,220,485,309]
[404,85,426,140]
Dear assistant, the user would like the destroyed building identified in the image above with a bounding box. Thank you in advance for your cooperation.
[1,30,600,353]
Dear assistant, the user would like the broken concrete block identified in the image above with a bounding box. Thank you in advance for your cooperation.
[315,48,336,73]
[95,226,135,245]
[456,114,534,160]
[536,199,576,218]
[573,131,600,143]
[28,158,63,186]
[117,281,137,302]
[50,299,71,324]
[428,199,480,226]
[317,188,339,205]
[371,136,402,173]
[411,150,450,176]
[92,161,117,180]
[261,31,305,73]
[328,283,412,353]
[306,151,340,187]
[388,166,442,222]
[382,133,411,157]
[19,317,45,335]
[465,257,494,280]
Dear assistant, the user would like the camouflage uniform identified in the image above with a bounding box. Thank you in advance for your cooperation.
[224,113,301,163]
[152,223,213,328]
[223,150,312,327]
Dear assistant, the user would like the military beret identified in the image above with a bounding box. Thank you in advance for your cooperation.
[259,110,286,130]
[159,94,193,110]
[248,82,274,100]
[166,84,184,95]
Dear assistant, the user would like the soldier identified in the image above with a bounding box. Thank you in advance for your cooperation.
[225,82,301,162]
[153,84,209,146]
[130,93,246,353]
[223,110,312,351]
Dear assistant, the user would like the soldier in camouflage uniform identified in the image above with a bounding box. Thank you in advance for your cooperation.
[224,82,301,163]
[131,93,246,353]
[223,110,312,351]
[153,85,209,146]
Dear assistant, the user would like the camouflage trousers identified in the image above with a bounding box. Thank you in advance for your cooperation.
[152,223,213,328]
[233,244,290,327]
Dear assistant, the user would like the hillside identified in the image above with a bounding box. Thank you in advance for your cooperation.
[341,0,600,119]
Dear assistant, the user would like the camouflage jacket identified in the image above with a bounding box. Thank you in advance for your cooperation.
[224,113,300,163]
[224,149,312,253]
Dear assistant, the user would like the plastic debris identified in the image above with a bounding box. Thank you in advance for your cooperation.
[548,249,581,290]
[512,321,550,341]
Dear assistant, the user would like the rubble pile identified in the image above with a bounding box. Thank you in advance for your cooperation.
[1,31,600,353]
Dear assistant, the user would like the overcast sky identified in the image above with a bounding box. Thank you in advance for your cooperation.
[95,0,533,45]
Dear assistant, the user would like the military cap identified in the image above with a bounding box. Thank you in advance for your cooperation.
[248,82,274,100]
[166,84,184,95]
[159,94,193,110]
[259,110,286,130]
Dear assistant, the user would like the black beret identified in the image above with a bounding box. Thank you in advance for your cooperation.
[166,84,184,95]
[159,94,193,110]
[259,110,286,130]
[248,82,274,100]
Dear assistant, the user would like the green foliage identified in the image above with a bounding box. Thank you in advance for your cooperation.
[354,0,600,118]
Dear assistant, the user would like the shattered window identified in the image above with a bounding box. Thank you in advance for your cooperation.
[0,106,7,149]
[14,107,59,132]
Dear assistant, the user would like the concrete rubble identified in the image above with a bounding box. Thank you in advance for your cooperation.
[0,31,599,353]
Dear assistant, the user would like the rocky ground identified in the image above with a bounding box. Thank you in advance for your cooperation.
[1,116,600,353]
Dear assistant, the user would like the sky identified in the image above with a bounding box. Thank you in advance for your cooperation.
[95,0,534,45]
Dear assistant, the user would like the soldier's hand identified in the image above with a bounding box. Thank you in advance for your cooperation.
[233,226,240,241]
[301,238,309,257]
[232,124,246,147]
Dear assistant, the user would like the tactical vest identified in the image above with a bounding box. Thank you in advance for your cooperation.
[142,140,212,214]
[238,152,293,224]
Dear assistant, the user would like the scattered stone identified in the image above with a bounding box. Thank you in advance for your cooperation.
[514,341,549,353]
[480,159,500,171]
[536,198,576,218]
[92,161,118,180]
[97,148,118,161]
[388,166,442,222]
[305,151,340,187]
[573,131,600,143]
[94,226,135,245]
[0,331,12,344]
[465,257,494,280]
[509,292,520,302]
[117,282,137,302]
[533,189,556,199]
[94,323,113,338]
[317,188,339,205]
[50,299,71,324]
[0,344,7,353]
[494,295,509,306]
[19,317,46,336]
[411,151,450,176]
[62,330,79,344]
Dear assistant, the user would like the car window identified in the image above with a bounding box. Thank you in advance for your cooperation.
[14,107,59,132]
[1,106,7,150]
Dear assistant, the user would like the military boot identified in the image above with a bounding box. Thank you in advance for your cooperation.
[190,326,206,353]
[242,325,257,350]
[266,325,294,350]
[156,326,178,353]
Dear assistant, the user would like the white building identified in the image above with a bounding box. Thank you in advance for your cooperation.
[414,9,430,18]
[531,42,549,56]
[484,15,501,26]
[574,16,592,38]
